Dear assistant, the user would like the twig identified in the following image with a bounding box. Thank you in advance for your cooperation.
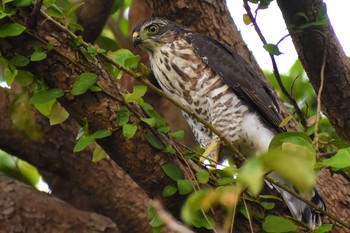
[243,0,308,128]
[242,198,254,233]
[152,200,195,233]
[312,32,327,152]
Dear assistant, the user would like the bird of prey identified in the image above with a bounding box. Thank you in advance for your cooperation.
[132,17,325,228]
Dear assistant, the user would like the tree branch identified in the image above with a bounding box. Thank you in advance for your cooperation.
[0,175,119,233]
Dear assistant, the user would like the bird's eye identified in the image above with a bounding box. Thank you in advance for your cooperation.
[147,24,159,35]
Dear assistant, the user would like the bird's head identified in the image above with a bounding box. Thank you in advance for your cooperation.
[132,17,188,52]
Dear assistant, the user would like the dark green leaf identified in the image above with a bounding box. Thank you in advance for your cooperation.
[13,0,33,6]
[262,215,297,232]
[0,23,26,37]
[10,55,30,67]
[312,224,333,233]
[116,106,129,126]
[71,72,97,95]
[177,179,194,195]
[263,43,282,55]
[161,163,184,181]
[29,88,64,104]
[145,133,164,150]
[122,124,137,140]
[162,184,178,197]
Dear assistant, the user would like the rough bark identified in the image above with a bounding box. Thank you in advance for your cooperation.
[0,175,119,233]
[0,6,186,220]
[277,0,350,141]
[277,1,350,231]
[0,87,152,233]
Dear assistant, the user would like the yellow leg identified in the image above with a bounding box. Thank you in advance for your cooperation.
[200,138,221,165]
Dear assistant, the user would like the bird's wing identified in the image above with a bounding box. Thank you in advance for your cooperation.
[188,33,285,133]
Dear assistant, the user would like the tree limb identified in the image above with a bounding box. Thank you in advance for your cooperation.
[0,175,119,233]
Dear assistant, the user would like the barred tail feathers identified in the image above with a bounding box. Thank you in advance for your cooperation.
[266,173,325,229]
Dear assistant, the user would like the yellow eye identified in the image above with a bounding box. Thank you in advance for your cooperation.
[147,24,159,35]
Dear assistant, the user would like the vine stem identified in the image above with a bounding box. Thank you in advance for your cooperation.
[34,9,350,229]
[243,0,308,128]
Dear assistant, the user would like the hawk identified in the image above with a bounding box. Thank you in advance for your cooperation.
[132,17,325,228]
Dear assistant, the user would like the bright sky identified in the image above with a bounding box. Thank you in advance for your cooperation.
[227,0,350,73]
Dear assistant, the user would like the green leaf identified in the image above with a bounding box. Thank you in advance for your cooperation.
[0,11,9,20]
[145,133,164,150]
[177,179,194,195]
[149,214,163,228]
[124,85,147,103]
[89,86,101,92]
[71,72,97,95]
[92,145,108,163]
[237,158,265,196]
[49,101,69,125]
[4,65,17,86]
[116,106,129,126]
[0,23,26,37]
[161,163,184,181]
[30,51,47,61]
[10,55,30,67]
[263,43,282,55]
[262,215,297,232]
[14,70,34,86]
[13,0,33,6]
[162,184,178,197]
[163,144,176,154]
[269,132,316,161]
[91,129,112,139]
[260,149,316,193]
[33,99,56,117]
[260,202,275,210]
[196,170,210,184]
[29,88,64,104]
[113,48,140,69]
[140,117,156,126]
[122,123,137,140]
[312,224,333,233]
[74,129,111,152]
[168,130,185,139]
[316,148,350,171]
[74,134,95,152]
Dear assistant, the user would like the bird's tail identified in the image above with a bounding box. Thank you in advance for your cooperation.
[266,173,326,229]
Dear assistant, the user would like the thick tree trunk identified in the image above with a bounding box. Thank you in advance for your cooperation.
[0,6,187,220]
[277,0,350,141]
[0,175,119,233]
[277,1,350,232]
[0,87,152,233]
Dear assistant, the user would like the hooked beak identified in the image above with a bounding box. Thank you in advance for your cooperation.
[132,31,142,47]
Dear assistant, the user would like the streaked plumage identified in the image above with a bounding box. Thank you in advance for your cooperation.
[132,17,325,228]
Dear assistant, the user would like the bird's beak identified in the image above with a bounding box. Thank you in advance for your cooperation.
[132,31,142,47]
